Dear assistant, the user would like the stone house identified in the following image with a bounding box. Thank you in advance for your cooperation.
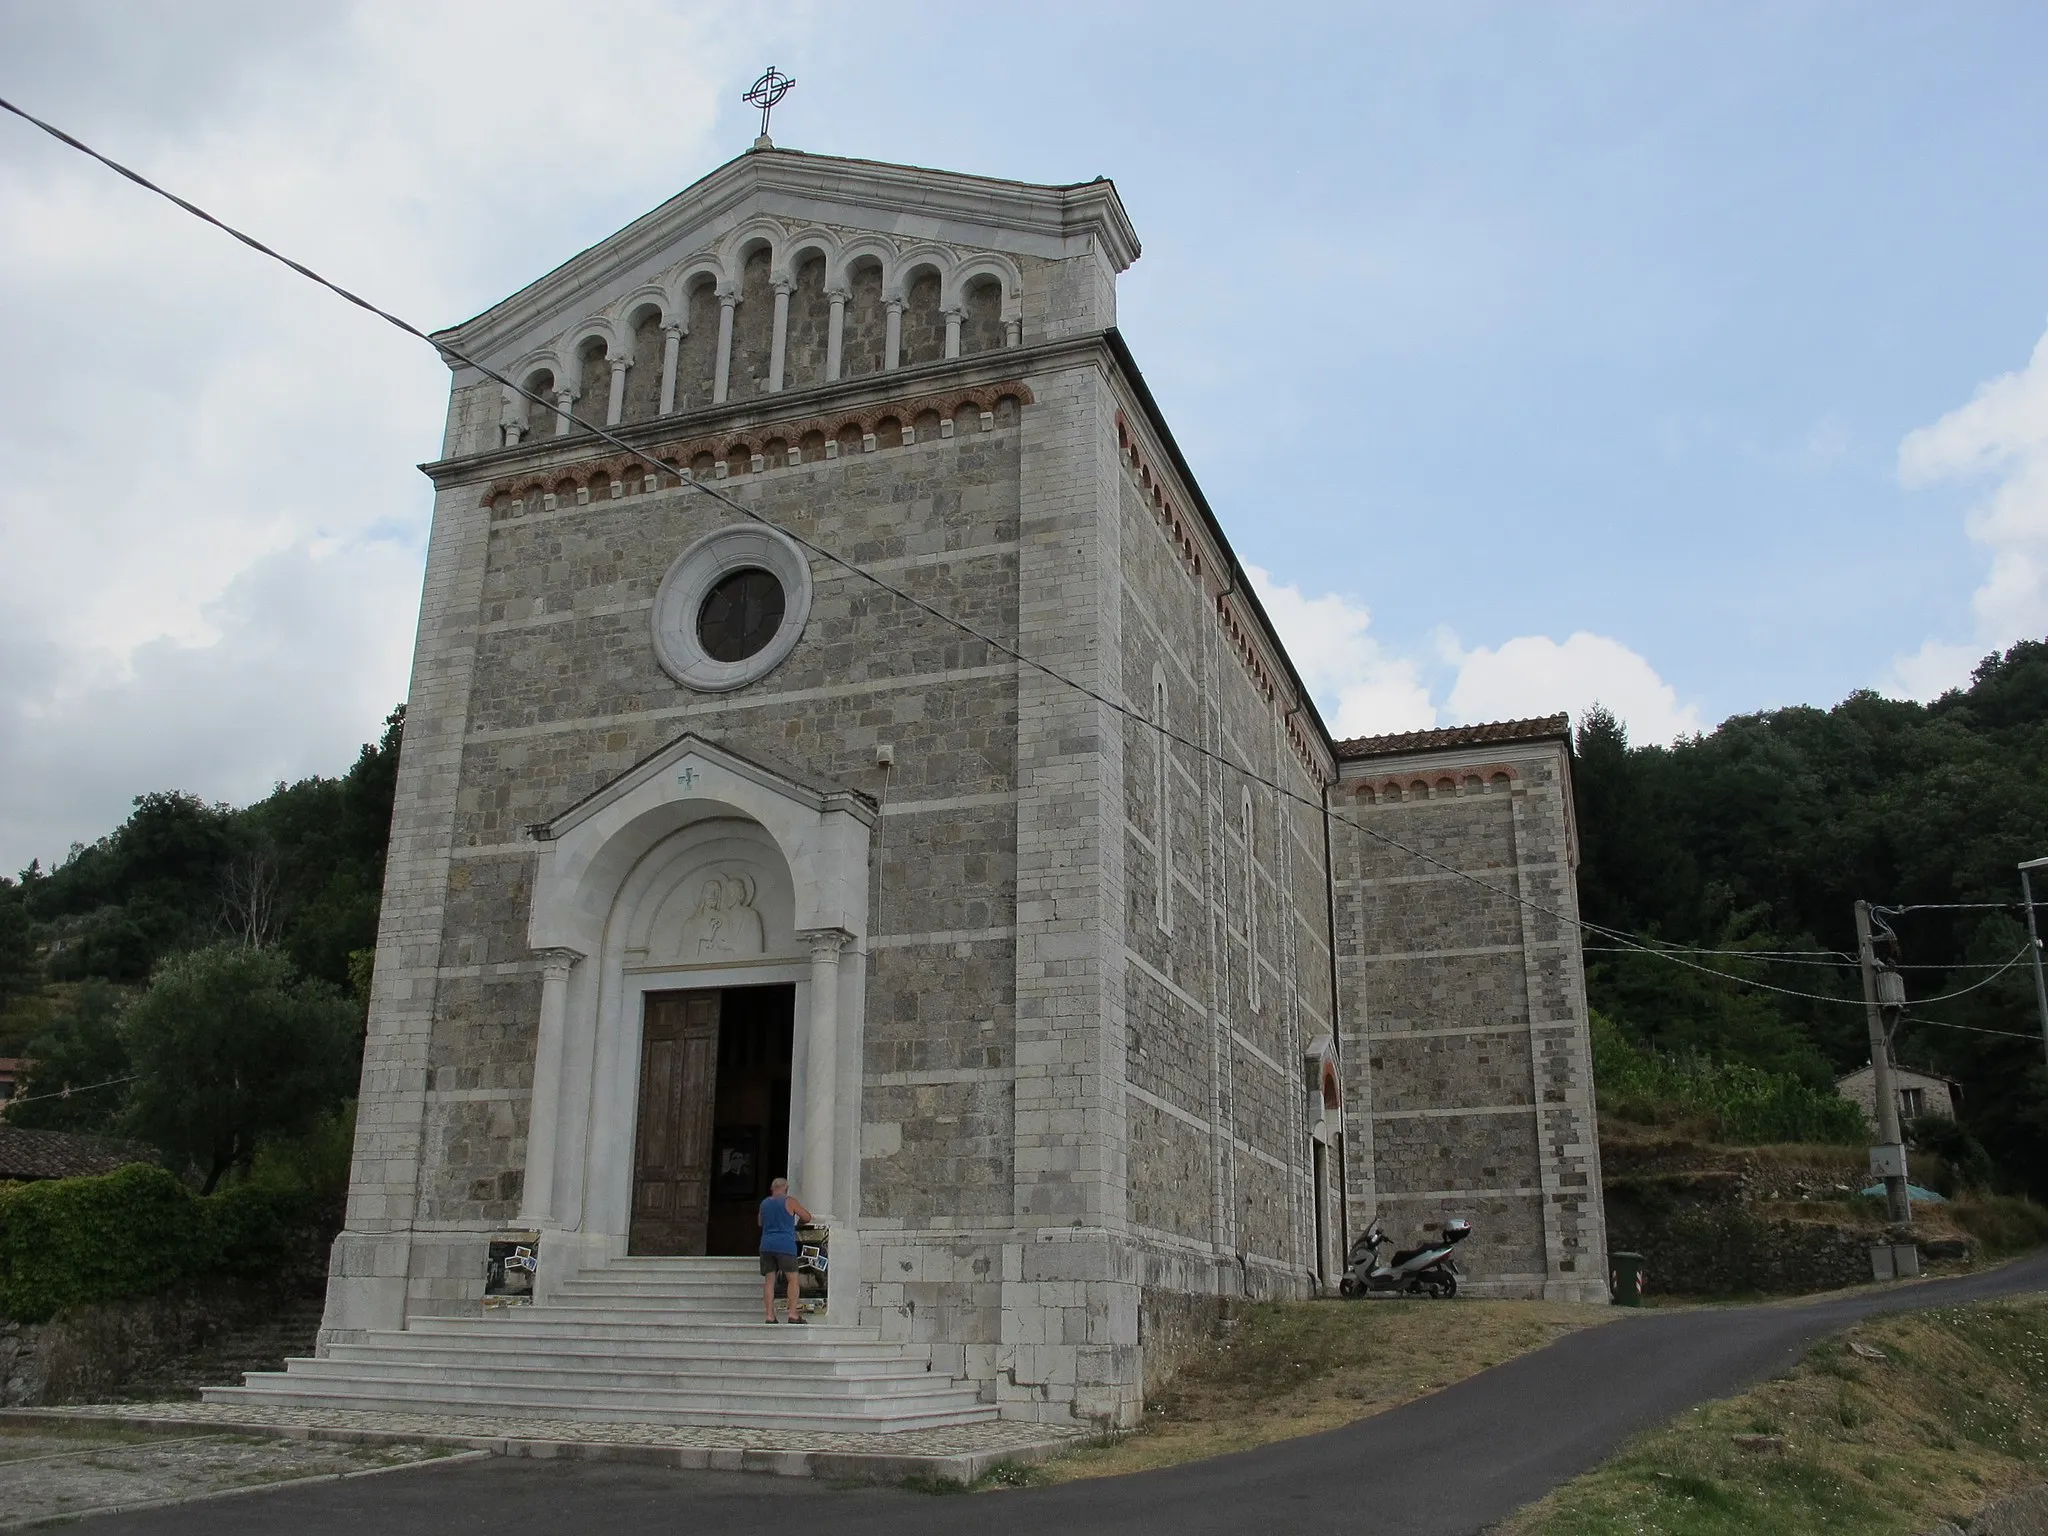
[1836,1063,1958,1131]
[279,140,1606,1432]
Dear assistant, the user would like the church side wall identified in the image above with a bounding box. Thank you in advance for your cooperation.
[1113,419,1338,1329]
[1331,740,1607,1301]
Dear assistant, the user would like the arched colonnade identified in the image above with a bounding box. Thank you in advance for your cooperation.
[502,223,1026,446]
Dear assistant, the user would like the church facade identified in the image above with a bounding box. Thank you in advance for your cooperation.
[321,143,1606,1427]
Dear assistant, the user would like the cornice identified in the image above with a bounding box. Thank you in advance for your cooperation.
[434,148,1140,364]
[421,333,1106,486]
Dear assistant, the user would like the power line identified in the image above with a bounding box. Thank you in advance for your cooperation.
[1902,1017,2042,1043]
[3,1073,137,1109]
[0,91,2010,1022]
[1581,946,2021,971]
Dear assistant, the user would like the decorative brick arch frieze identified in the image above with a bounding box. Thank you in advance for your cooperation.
[1350,764,1519,803]
[481,381,1034,514]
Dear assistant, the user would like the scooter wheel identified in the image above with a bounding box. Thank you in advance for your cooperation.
[1338,1276,1360,1298]
[1429,1274,1458,1299]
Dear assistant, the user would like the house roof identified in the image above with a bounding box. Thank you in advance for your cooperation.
[1334,715,1572,763]
[0,1126,155,1183]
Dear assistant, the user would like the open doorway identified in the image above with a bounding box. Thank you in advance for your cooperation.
[629,983,794,1256]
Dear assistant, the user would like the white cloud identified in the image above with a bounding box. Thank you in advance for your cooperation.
[1443,632,1703,745]
[1246,565,1435,737]
[1893,321,2048,687]
[0,539,419,872]
[0,2,742,871]
[1882,638,1981,703]
[1248,565,1698,746]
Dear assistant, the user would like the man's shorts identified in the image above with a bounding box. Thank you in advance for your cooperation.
[760,1252,799,1275]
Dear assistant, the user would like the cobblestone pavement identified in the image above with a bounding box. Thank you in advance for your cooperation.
[0,1422,461,1528]
[33,1400,1085,1460]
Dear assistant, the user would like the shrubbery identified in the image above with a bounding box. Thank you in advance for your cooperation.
[0,1114,349,1323]
[1593,1012,1867,1145]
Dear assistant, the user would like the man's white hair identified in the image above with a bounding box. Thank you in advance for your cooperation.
[770,1177,789,1192]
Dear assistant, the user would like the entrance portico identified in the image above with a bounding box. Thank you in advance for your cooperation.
[521,733,873,1320]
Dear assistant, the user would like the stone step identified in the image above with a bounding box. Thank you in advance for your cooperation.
[202,1379,995,1432]
[257,1357,953,1400]
[407,1314,874,1340]
[330,1338,922,1370]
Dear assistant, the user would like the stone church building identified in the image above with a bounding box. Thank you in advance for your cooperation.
[234,139,1606,1432]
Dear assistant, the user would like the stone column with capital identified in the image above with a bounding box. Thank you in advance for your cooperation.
[519,947,584,1229]
[825,288,847,381]
[713,292,738,403]
[943,308,964,359]
[658,324,682,415]
[552,388,577,436]
[605,356,630,426]
[767,278,792,392]
[798,929,852,1218]
[1004,316,1023,348]
[883,298,904,372]
[799,928,852,1323]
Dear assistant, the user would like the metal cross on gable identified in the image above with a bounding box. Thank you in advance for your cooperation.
[743,66,795,148]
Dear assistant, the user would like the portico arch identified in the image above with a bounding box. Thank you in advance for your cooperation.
[518,734,873,1315]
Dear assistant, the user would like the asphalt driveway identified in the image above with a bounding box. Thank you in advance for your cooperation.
[67,1250,2048,1536]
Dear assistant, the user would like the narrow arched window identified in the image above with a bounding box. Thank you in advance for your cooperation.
[1242,785,1259,1011]
[1154,668,1172,934]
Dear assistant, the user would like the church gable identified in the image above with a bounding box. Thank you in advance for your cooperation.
[433,149,1138,449]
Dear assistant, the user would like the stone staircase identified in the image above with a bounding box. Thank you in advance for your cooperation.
[202,1257,994,1432]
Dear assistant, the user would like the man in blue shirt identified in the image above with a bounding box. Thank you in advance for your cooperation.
[759,1177,813,1324]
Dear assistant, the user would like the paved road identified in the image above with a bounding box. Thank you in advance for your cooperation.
[74,1252,2048,1536]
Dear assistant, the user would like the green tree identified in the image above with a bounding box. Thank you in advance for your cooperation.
[119,944,361,1193]
[6,981,133,1136]
[0,878,37,1004]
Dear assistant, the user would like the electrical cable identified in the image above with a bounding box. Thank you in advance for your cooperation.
[2,1073,138,1109]
[0,92,2014,1019]
[1901,1016,2043,1043]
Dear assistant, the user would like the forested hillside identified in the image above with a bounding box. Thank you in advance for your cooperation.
[0,709,401,1176]
[1575,639,2048,1197]
[4,643,2046,1199]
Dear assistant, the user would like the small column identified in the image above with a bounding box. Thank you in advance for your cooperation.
[825,288,847,382]
[712,291,738,404]
[943,308,963,360]
[552,387,576,437]
[499,390,525,449]
[658,324,682,415]
[767,278,792,392]
[1004,316,1023,348]
[519,947,584,1228]
[883,298,904,371]
[799,929,851,1221]
[605,356,629,426]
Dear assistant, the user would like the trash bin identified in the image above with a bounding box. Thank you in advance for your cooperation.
[1610,1251,1647,1306]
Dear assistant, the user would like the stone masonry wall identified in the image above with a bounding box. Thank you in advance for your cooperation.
[1332,738,1607,1301]
[1114,408,1336,1309]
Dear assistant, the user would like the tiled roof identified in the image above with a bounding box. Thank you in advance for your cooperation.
[0,1125,155,1183]
[1333,714,1571,762]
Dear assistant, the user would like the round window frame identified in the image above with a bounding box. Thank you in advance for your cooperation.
[651,524,813,692]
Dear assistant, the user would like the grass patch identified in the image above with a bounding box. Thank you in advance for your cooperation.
[1502,1296,2048,1535]
[1030,1297,1612,1484]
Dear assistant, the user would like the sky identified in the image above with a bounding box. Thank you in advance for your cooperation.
[3,2,2047,875]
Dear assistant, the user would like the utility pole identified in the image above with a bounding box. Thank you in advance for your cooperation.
[2020,858,2048,1071]
[1854,900,1912,1228]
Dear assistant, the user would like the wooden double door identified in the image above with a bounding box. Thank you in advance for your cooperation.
[629,985,794,1256]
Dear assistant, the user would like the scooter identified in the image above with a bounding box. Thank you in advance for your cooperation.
[1338,1217,1471,1299]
